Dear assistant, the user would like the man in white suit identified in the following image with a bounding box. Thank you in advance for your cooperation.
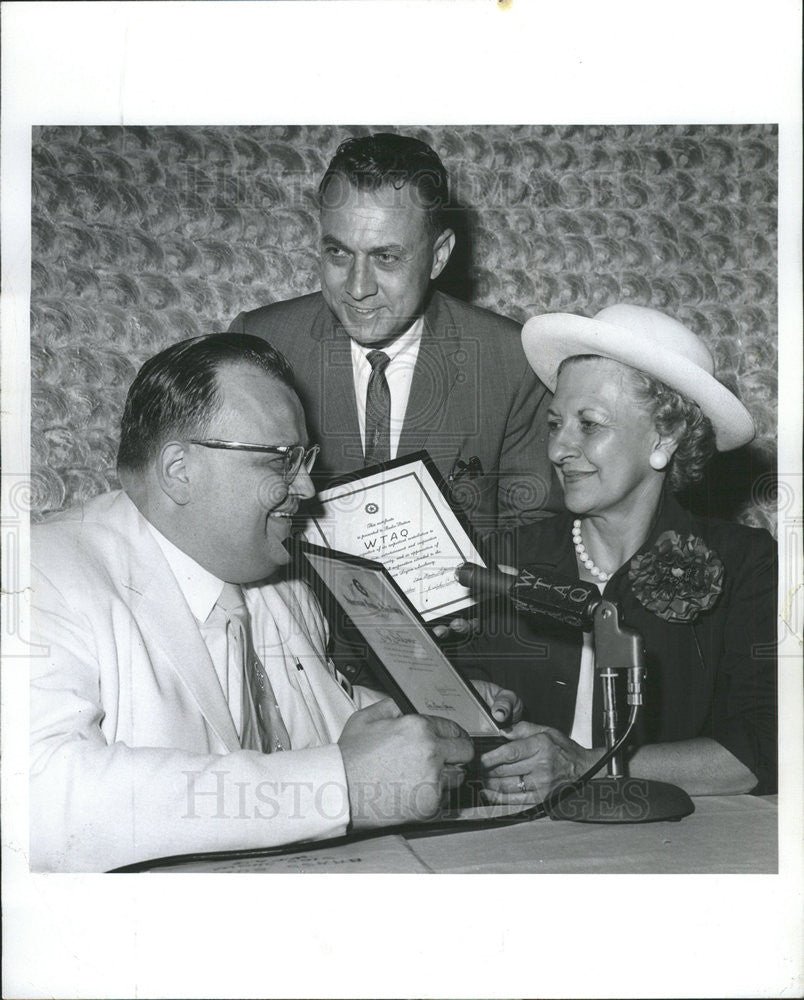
[30,333,482,872]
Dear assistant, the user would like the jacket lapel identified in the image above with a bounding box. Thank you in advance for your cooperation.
[315,320,363,471]
[397,296,462,459]
[114,495,241,752]
[604,491,696,610]
[507,512,578,574]
[531,516,589,721]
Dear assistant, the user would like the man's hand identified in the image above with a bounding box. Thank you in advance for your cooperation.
[431,617,480,641]
[480,721,603,802]
[469,680,524,727]
[429,564,519,641]
[338,699,475,830]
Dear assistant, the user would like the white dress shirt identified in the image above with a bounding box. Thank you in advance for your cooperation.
[350,316,424,460]
[569,581,606,749]
[145,521,245,734]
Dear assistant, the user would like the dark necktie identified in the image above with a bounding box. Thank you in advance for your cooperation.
[364,349,391,466]
[216,583,291,753]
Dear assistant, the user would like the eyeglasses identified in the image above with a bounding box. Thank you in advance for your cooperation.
[186,440,320,483]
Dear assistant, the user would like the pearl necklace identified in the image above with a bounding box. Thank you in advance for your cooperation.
[572,519,610,581]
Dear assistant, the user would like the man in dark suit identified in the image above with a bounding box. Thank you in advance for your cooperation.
[229,132,559,537]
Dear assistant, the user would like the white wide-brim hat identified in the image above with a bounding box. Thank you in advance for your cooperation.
[521,303,755,451]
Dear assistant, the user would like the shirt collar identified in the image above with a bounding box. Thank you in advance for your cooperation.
[145,519,225,624]
[349,314,424,368]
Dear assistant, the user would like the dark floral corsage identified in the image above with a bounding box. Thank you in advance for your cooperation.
[628,531,724,623]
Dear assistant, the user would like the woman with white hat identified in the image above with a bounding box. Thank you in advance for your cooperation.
[473,304,777,802]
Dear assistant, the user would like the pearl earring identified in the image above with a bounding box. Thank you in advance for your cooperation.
[650,451,668,470]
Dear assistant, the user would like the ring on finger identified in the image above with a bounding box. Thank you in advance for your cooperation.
[517,776,527,793]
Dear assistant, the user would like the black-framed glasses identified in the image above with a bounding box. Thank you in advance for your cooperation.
[186,439,320,483]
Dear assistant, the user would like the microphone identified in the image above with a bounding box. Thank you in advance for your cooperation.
[455,562,602,630]
[456,562,694,825]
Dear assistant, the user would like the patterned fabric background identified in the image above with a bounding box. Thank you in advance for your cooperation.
[30,124,778,531]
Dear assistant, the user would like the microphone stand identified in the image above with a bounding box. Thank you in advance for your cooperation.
[454,562,694,823]
[545,599,694,824]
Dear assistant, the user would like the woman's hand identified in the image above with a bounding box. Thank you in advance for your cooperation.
[480,722,604,802]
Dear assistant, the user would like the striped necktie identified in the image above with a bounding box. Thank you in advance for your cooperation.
[364,349,391,465]
[216,583,291,753]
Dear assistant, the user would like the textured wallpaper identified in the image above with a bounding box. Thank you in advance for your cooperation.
[30,124,778,531]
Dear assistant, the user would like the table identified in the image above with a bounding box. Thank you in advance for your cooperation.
[125,794,778,874]
[409,795,778,873]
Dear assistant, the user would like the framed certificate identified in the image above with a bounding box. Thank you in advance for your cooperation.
[293,539,504,748]
[302,451,487,623]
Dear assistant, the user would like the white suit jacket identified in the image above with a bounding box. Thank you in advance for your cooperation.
[30,490,382,872]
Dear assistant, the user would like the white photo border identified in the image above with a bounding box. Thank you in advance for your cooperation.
[2,3,801,999]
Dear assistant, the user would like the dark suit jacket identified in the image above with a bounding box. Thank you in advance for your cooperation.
[230,290,560,534]
[459,493,778,793]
